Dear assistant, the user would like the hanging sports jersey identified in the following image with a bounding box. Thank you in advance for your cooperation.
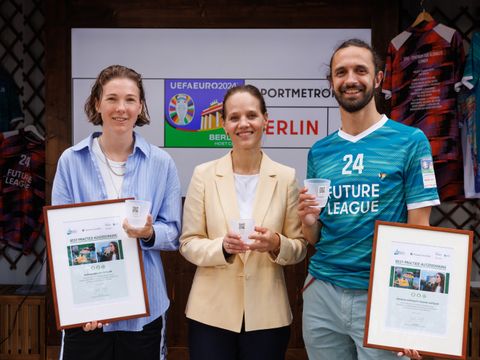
[0,130,45,253]
[383,20,465,201]
[460,32,480,198]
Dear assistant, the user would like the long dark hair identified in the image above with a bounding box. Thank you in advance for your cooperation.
[110,241,119,257]
[433,273,445,293]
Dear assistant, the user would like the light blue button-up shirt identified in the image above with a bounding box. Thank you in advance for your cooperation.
[52,132,181,331]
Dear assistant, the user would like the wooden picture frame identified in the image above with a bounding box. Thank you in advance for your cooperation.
[44,198,149,330]
[364,221,473,359]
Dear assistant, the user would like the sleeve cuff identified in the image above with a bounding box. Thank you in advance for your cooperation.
[268,234,289,265]
[461,75,474,90]
[407,199,441,210]
[141,230,155,247]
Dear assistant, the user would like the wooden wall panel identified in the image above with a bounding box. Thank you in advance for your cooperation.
[44,0,400,358]
[45,0,70,346]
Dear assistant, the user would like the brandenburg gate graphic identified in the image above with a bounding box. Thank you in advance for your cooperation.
[200,100,223,131]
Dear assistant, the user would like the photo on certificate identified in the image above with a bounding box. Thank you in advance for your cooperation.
[44,199,150,330]
[364,221,473,359]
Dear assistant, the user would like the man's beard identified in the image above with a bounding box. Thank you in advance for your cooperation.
[333,83,374,113]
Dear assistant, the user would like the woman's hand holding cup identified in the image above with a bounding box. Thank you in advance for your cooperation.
[248,226,281,253]
[223,231,249,254]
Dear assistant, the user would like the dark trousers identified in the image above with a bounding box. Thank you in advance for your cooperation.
[188,318,290,360]
[62,316,163,360]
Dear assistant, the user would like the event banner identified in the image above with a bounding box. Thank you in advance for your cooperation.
[164,79,241,147]
[71,28,371,193]
[163,78,336,148]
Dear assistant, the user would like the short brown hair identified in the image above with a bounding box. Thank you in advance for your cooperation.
[84,65,150,126]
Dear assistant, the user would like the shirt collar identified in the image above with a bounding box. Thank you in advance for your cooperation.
[72,131,151,158]
[408,19,438,33]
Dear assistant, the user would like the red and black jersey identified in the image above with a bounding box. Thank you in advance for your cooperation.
[0,130,45,254]
[383,20,465,201]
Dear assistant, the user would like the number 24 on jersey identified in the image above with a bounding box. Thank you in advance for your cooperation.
[342,154,364,175]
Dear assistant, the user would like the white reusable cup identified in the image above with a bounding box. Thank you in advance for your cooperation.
[230,218,255,244]
[125,200,151,227]
[304,178,331,208]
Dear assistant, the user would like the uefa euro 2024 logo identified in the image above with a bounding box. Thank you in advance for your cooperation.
[168,94,195,126]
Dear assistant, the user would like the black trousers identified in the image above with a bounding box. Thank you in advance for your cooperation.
[62,316,163,360]
[188,318,291,360]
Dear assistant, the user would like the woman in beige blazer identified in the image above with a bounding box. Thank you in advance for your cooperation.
[180,85,307,360]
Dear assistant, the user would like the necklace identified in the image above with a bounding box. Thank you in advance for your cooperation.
[94,137,122,199]
[98,136,126,177]
[107,169,121,199]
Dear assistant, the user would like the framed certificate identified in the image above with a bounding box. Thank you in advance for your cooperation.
[44,199,149,330]
[364,221,473,359]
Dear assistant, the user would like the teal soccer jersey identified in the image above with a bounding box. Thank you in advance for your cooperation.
[307,116,440,289]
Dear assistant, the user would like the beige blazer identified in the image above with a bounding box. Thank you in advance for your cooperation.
[180,152,306,332]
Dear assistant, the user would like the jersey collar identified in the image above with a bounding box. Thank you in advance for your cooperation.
[337,114,388,143]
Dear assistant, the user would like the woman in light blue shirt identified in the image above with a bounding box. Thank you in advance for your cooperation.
[52,65,181,360]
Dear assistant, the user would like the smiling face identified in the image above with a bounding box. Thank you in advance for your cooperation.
[223,91,268,151]
[95,77,143,136]
[330,46,382,113]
